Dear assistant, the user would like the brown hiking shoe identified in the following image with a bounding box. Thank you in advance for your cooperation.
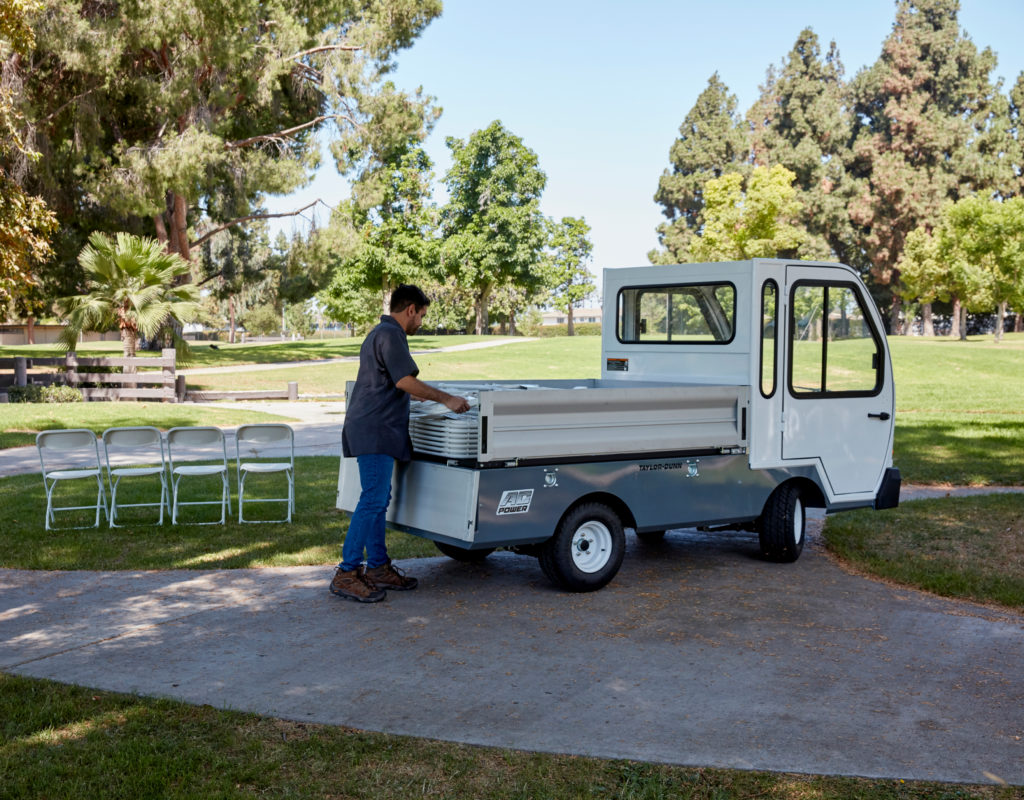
[329,567,386,603]
[364,560,418,591]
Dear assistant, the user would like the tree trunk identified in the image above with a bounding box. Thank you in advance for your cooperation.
[921,303,933,337]
[959,304,968,342]
[567,306,575,337]
[508,309,517,337]
[229,295,237,344]
[154,213,169,245]
[889,294,903,335]
[25,316,35,345]
[951,296,961,339]
[172,192,190,262]
[382,276,393,317]
[995,301,1006,343]
[1015,311,1023,333]
[474,285,492,335]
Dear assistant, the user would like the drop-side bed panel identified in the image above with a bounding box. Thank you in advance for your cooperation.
[478,384,749,463]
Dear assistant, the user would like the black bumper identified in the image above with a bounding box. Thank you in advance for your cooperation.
[874,467,902,510]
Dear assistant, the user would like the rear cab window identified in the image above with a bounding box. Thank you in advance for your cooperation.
[617,283,736,344]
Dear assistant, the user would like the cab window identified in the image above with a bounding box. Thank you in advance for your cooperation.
[617,283,735,344]
[789,282,882,397]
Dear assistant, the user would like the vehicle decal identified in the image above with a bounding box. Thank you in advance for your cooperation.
[497,489,534,515]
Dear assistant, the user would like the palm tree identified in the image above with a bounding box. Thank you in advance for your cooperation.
[58,232,200,357]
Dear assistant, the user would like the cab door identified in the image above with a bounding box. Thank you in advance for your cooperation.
[781,265,895,496]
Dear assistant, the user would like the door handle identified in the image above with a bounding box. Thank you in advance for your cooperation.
[868,412,891,421]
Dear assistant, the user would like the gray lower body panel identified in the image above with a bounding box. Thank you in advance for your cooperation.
[338,454,856,549]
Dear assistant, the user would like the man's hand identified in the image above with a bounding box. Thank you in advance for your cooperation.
[444,394,471,414]
[397,375,470,414]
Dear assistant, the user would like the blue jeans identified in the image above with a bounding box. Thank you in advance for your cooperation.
[340,454,394,572]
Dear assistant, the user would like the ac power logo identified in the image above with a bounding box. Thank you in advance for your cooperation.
[496,489,534,515]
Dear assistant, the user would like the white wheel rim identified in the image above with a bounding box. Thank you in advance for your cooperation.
[572,520,613,573]
[793,498,804,545]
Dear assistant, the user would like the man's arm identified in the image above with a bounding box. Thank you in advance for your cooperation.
[396,375,470,413]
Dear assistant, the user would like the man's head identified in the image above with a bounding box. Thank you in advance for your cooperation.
[390,284,431,334]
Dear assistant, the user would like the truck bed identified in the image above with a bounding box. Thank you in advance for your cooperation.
[406,380,750,463]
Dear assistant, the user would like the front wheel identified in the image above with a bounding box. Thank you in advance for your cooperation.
[539,502,625,592]
[758,484,806,563]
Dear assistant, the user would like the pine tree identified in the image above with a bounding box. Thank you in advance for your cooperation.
[748,29,856,263]
[651,73,749,263]
[848,0,1002,332]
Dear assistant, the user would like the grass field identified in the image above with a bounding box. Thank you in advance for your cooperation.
[0,456,434,570]
[2,673,1020,800]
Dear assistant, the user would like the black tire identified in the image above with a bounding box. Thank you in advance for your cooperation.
[539,502,625,592]
[434,541,496,562]
[635,529,666,543]
[758,483,806,563]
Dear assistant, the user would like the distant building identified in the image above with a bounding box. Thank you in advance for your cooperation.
[539,307,602,326]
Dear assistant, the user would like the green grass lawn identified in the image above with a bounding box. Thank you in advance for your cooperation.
[0,456,434,570]
[2,674,1019,800]
[0,334,501,367]
[824,493,1024,609]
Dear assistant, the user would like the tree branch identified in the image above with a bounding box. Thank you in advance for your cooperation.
[190,200,331,255]
[286,44,362,60]
[225,114,356,149]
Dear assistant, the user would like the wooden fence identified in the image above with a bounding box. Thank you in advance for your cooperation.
[0,349,179,402]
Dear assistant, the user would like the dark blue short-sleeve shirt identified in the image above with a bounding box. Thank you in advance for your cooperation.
[342,315,420,460]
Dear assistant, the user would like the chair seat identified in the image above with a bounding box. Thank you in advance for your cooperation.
[45,468,102,481]
[173,464,228,477]
[239,462,292,474]
[111,466,165,478]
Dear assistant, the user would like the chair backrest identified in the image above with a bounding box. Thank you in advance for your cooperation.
[102,426,165,468]
[103,426,162,449]
[167,426,225,448]
[166,426,228,470]
[37,429,101,471]
[236,424,293,451]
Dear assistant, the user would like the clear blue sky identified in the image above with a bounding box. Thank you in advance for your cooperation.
[266,0,1024,275]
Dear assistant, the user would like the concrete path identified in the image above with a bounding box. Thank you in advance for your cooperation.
[2,528,1021,785]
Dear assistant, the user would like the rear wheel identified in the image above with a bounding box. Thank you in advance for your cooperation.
[539,502,625,592]
[434,541,495,562]
[758,484,805,563]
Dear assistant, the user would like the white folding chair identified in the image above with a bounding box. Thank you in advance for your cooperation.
[36,429,108,530]
[235,424,295,523]
[166,426,232,525]
[102,426,169,527]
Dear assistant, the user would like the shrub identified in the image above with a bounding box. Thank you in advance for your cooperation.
[536,322,602,337]
[7,384,84,403]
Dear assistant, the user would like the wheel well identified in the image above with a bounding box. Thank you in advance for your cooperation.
[779,477,826,509]
[558,492,637,532]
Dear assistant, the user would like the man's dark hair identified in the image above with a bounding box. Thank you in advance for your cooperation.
[390,284,431,313]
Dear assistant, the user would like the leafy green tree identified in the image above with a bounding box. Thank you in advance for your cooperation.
[324,145,438,316]
[58,233,199,358]
[18,0,440,283]
[241,304,283,338]
[747,28,857,263]
[545,216,595,336]
[688,165,807,262]
[848,0,1006,332]
[900,196,1024,340]
[441,120,548,334]
[651,73,749,264]
[0,0,55,311]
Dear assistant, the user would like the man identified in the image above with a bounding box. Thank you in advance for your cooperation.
[331,284,470,603]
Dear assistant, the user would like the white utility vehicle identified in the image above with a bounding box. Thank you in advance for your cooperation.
[337,259,901,592]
